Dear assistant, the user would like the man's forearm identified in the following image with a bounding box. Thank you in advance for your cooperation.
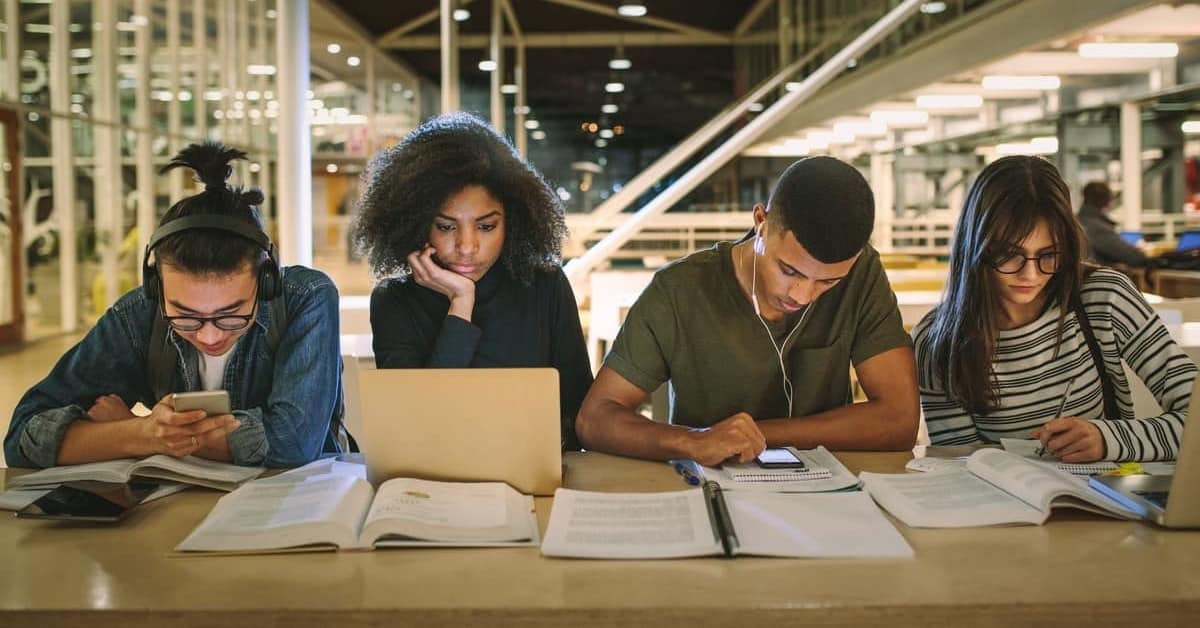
[578,401,695,462]
[758,398,918,451]
[57,418,144,465]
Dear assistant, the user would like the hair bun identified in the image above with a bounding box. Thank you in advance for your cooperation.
[160,141,247,191]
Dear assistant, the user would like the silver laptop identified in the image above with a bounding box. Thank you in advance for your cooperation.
[351,366,563,496]
[1088,377,1200,528]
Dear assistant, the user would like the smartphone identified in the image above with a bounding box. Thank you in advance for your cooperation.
[755,448,807,469]
[16,481,160,523]
[173,390,231,415]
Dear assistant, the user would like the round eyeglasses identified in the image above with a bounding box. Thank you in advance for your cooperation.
[989,252,1061,275]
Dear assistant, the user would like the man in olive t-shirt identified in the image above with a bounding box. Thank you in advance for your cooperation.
[575,156,919,466]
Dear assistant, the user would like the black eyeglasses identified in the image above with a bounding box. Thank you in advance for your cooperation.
[989,252,1062,275]
[160,294,259,332]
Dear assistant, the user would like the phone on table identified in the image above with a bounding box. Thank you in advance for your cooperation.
[172,390,231,415]
[16,481,160,523]
[755,448,808,469]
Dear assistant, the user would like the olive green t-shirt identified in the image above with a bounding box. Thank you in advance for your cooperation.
[604,241,911,427]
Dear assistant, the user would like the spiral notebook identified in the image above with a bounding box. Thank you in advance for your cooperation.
[999,439,1118,476]
[707,446,859,493]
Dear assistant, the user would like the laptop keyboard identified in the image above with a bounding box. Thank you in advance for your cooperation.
[1134,490,1170,509]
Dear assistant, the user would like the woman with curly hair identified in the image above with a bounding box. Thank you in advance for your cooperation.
[913,155,1195,462]
[352,112,592,450]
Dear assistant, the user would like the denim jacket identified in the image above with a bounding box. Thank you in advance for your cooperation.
[5,266,345,468]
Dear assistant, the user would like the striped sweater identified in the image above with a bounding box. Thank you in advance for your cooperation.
[913,269,1197,461]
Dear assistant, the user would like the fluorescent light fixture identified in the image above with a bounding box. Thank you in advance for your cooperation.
[617,3,647,17]
[453,9,470,21]
[747,102,764,112]
[834,119,888,137]
[609,57,632,70]
[785,82,802,92]
[1182,121,1200,134]
[327,43,341,54]
[326,164,339,174]
[478,59,497,72]
[249,163,261,173]
[346,56,361,67]
[599,129,614,139]
[247,64,276,75]
[151,90,173,101]
[524,119,539,130]
[1078,42,1178,59]
[595,138,609,148]
[981,75,1060,90]
[601,103,619,114]
[605,82,625,93]
[70,48,92,59]
[531,130,546,140]
[266,9,276,19]
[245,90,261,101]
[920,2,947,14]
[205,90,223,101]
[500,83,519,94]
[915,94,983,109]
[870,109,930,126]
[177,91,193,102]
[513,105,531,115]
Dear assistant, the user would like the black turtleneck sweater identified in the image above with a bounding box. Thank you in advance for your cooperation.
[369,265,593,450]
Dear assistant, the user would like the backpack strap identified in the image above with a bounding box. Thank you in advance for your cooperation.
[147,310,185,403]
[1072,296,1120,421]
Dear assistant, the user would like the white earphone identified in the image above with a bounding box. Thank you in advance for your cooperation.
[748,221,808,416]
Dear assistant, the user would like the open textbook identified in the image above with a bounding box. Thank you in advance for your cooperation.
[9,455,264,492]
[860,448,1141,528]
[176,472,538,553]
[541,483,912,559]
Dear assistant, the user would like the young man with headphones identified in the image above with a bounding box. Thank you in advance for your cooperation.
[576,156,919,466]
[5,142,346,468]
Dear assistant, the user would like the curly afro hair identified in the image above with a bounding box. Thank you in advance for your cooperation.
[351,112,568,285]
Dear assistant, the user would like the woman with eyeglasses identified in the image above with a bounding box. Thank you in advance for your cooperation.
[912,155,1196,462]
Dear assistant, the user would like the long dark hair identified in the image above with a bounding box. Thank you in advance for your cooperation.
[925,155,1085,413]
[351,112,567,284]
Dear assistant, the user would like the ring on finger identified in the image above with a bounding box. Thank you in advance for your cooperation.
[191,435,198,448]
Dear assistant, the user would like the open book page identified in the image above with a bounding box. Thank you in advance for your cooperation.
[860,470,1047,527]
[361,479,536,546]
[730,491,913,558]
[541,489,721,559]
[10,459,140,488]
[132,455,265,490]
[967,449,1137,519]
[707,447,859,492]
[175,474,374,552]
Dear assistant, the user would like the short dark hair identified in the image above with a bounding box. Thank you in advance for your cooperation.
[352,112,567,284]
[1082,181,1112,208]
[155,142,266,275]
[768,156,874,263]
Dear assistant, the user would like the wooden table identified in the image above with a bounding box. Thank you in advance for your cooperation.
[2,451,1199,627]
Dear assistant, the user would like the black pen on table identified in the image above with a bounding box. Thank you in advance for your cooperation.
[1036,374,1077,458]
[703,480,738,558]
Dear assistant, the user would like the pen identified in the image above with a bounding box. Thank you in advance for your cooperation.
[703,480,738,558]
[1037,374,1077,458]
[668,459,704,486]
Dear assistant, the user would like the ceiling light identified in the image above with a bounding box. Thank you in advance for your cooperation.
[1078,42,1178,59]
[514,105,531,115]
[325,164,339,173]
[919,2,947,14]
[785,82,802,92]
[605,82,625,93]
[524,119,539,130]
[326,43,341,54]
[247,64,276,75]
[346,56,360,67]
[617,3,647,17]
[869,109,930,126]
[595,138,609,148]
[613,125,624,135]
[1182,121,1200,134]
[609,57,632,71]
[599,129,614,139]
[531,130,546,140]
[981,75,1060,90]
[915,94,983,109]
[601,103,619,114]
[453,9,470,21]
[501,83,519,94]
[478,59,497,72]
[834,118,888,137]
[747,102,764,112]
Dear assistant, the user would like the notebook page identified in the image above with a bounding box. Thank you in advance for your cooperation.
[541,489,720,559]
[860,470,1046,527]
[731,491,913,558]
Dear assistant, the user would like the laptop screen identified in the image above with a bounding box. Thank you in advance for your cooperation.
[1178,231,1200,252]
[1120,231,1143,246]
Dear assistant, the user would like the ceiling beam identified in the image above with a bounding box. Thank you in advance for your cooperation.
[541,0,727,41]
[735,0,775,38]
[376,0,477,47]
[386,31,732,49]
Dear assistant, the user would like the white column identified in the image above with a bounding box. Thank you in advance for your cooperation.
[1120,101,1142,232]
[135,0,155,280]
[275,0,311,266]
[365,48,376,156]
[236,0,250,179]
[514,43,526,156]
[194,0,208,140]
[167,0,182,201]
[94,0,121,307]
[217,0,229,138]
[489,0,503,132]
[50,0,77,330]
[440,0,459,113]
[870,153,894,253]
[3,0,18,100]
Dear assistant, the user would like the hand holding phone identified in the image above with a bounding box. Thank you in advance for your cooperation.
[755,448,807,469]
[172,390,231,415]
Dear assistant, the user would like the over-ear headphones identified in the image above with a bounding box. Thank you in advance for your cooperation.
[142,215,281,302]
